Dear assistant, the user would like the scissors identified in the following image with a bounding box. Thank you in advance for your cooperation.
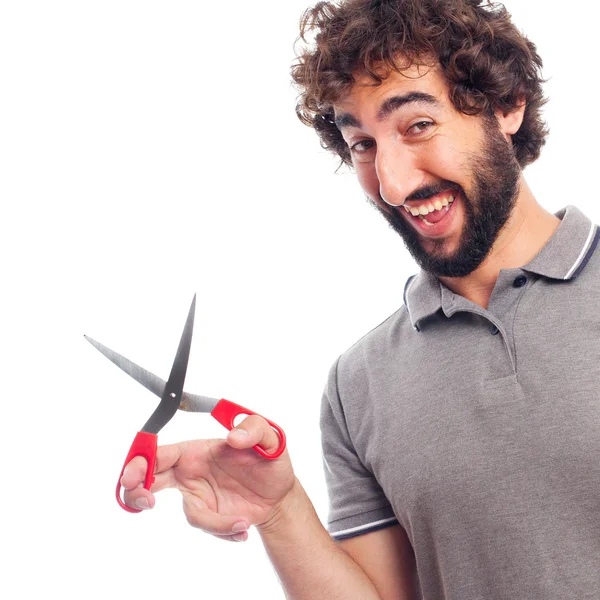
[85,295,287,513]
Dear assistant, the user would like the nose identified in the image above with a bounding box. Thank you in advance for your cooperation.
[376,143,423,207]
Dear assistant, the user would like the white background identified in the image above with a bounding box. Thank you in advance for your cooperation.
[1,1,597,598]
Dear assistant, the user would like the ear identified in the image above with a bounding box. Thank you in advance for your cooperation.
[495,101,526,136]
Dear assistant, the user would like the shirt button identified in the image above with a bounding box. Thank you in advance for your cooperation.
[489,324,499,335]
[513,275,527,288]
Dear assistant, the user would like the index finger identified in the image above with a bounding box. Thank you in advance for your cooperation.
[120,443,184,511]
[121,442,185,488]
[121,455,149,490]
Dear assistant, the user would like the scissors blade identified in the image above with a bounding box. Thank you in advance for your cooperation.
[84,335,167,398]
[179,392,219,413]
[141,295,196,434]
[85,330,219,413]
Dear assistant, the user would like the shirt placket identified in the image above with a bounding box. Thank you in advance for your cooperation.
[440,270,535,379]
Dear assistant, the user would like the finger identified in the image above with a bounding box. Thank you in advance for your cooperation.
[226,414,281,454]
[119,456,151,510]
[121,456,149,490]
[124,442,186,489]
[149,441,199,493]
[120,456,156,511]
[214,531,249,543]
[120,442,196,511]
[183,494,251,537]
[154,441,185,474]
[121,442,186,507]
[122,486,156,511]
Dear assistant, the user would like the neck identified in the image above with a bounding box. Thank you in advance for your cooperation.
[438,178,560,309]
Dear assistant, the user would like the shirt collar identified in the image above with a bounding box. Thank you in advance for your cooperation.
[522,205,599,280]
[403,270,442,332]
[404,205,600,331]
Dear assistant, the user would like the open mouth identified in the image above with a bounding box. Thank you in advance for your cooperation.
[402,193,456,226]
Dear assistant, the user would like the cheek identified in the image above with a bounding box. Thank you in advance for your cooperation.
[434,119,488,178]
[424,137,471,188]
[355,163,380,200]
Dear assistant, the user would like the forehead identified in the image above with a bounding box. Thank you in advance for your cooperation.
[333,63,450,117]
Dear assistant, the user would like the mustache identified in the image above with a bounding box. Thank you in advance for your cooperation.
[404,180,462,203]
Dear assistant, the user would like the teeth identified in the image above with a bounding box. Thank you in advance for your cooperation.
[405,194,457,218]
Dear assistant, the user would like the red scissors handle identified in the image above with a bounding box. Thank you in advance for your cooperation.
[211,399,286,459]
[116,431,157,513]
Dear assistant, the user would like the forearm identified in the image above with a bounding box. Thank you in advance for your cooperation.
[258,479,381,600]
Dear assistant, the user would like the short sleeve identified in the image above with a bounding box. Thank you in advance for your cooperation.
[320,357,398,540]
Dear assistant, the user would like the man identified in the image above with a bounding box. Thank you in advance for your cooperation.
[122,0,600,598]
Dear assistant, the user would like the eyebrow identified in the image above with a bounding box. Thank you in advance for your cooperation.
[334,112,362,130]
[334,91,442,130]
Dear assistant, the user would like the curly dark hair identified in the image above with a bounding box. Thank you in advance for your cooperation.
[291,0,548,168]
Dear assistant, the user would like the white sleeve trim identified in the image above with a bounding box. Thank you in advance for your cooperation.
[331,516,398,538]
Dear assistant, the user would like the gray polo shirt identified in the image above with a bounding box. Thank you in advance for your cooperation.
[321,206,600,599]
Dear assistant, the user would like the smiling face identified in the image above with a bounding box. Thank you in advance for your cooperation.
[334,64,523,277]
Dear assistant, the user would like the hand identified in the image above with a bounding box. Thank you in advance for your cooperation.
[120,415,295,542]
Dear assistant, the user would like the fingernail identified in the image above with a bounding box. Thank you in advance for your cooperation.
[135,497,150,510]
[232,533,247,542]
[232,521,248,533]
[228,429,248,440]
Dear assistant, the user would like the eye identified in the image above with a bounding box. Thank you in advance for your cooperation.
[350,139,375,154]
[348,138,376,163]
[406,120,434,136]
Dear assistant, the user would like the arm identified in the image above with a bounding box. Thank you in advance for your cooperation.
[121,417,416,599]
[259,480,418,600]
[292,357,418,599]
[338,525,418,600]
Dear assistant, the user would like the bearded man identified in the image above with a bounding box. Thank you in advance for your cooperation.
[121,1,600,598]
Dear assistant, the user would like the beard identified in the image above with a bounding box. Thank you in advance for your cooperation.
[375,118,521,278]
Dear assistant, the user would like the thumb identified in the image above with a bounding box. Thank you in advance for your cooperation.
[226,414,281,455]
